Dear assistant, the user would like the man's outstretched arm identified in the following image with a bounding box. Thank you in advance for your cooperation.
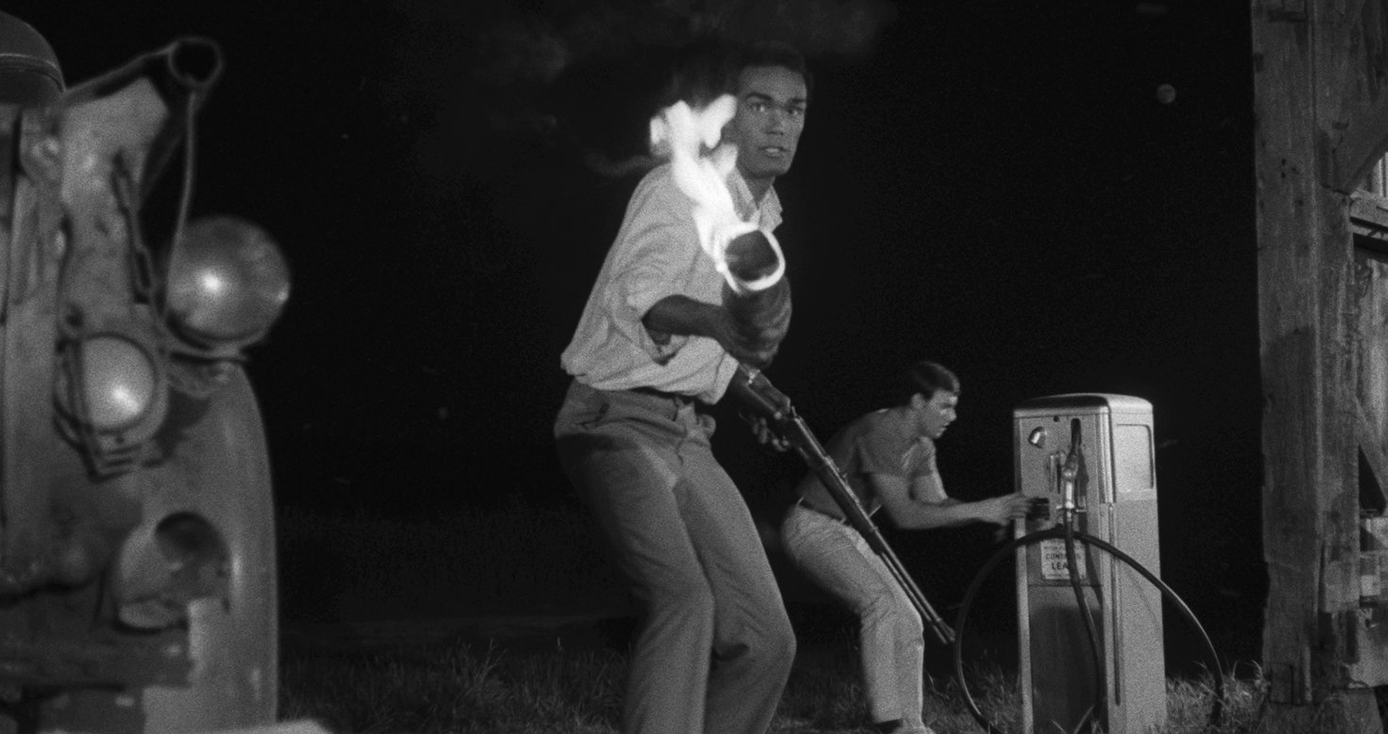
[876,473,1030,529]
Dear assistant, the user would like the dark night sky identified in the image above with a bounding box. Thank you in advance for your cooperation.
[15,0,1263,651]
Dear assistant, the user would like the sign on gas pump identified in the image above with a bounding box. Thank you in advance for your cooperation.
[1039,539,1088,582]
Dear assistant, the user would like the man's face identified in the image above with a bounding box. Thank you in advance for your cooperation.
[915,391,959,440]
[725,65,808,181]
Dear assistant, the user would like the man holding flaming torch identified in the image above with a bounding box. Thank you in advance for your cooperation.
[554,41,809,734]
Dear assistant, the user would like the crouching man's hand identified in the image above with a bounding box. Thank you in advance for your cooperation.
[980,493,1033,526]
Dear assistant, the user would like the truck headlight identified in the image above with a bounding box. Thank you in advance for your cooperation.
[77,335,158,431]
[54,329,170,475]
[164,216,290,353]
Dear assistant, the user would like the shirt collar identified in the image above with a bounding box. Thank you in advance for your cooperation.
[727,168,782,230]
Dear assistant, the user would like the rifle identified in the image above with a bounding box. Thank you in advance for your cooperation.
[727,363,957,646]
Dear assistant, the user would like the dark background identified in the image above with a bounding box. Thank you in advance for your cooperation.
[15,1,1264,663]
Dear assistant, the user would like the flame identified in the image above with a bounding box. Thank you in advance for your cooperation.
[649,96,785,294]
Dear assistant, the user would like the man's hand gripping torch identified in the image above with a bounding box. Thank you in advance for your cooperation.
[727,364,957,647]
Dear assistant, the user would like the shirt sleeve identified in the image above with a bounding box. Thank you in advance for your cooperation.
[610,177,701,363]
[855,429,903,477]
[912,438,939,479]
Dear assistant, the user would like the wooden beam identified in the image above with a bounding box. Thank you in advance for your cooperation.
[1356,252,1388,511]
[1267,0,1309,21]
[1254,2,1368,728]
[1331,89,1388,193]
[1254,3,1330,700]
[1364,408,1388,485]
[1346,0,1371,31]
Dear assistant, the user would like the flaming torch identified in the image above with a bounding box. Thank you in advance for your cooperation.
[649,96,790,366]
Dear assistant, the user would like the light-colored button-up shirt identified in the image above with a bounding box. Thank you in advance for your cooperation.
[560,162,782,404]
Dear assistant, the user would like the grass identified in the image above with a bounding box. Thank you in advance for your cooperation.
[273,504,1269,733]
[275,501,632,624]
[280,641,623,733]
[279,634,1265,734]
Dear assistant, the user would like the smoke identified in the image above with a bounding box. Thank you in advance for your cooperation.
[471,19,569,87]
[378,0,900,180]
[463,0,900,85]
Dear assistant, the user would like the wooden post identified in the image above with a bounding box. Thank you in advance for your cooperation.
[1253,0,1385,730]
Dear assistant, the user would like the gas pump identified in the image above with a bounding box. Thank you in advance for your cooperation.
[952,393,1224,734]
[1013,394,1165,734]
[733,366,1226,733]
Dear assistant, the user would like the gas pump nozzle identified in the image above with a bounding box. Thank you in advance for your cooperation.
[1059,420,1084,521]
[1060,452,1080,513]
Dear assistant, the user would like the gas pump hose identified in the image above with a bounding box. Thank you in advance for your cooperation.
[1061,515,1107,732]
[950,527,1226,734]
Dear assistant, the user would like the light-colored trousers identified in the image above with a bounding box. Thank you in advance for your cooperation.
[554,380,796,734]
[780,504,926,729]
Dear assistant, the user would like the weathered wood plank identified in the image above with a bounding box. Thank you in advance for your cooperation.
[1331,91,1388,192]
[1356,254,1388,509]
[203,721,332,734]
[1253,1,1366,725]
[1254,0,1329,703]
[1330,0,1388,191]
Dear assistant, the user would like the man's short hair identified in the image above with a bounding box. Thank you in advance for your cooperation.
[732,40,813,101]
[901,361,960,404]
[661,39,812,109]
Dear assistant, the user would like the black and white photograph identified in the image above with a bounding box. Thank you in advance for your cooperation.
[0,1,1381,732]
